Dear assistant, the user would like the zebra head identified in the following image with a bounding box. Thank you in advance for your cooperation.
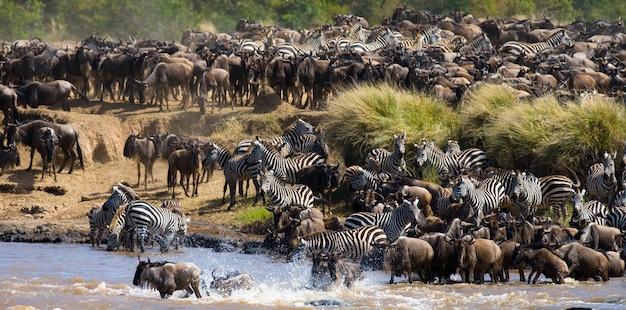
[602,151,617,184]
[556,29,574,48]
[572,188,586,215]
[260,169,280,193]
[203,143,219,167]
[414,141,428,166]
[445,139,461,155]
[451,176,472,202]
[394,131,406,156]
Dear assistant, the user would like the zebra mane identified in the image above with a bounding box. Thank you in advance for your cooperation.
[116,182,140,200]
[109,204,127,234]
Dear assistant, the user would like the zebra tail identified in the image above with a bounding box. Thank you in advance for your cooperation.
[565,166,581,188]
[75,131,85,170]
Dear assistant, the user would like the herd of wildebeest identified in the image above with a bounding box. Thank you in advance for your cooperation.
[2,7,626,298]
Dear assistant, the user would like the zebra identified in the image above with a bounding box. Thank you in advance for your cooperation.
[274,31,327,59]
[538,173,580,221]
[366,131,406,176]
[499,29,574,61]
[606,206,626,230]
[414,140,487,177]
[126,199,188,252]
[204,142,264,210]
[451,175,506,217]
[344,198,421,242]
[445,139,461,155]
[458,33,494,56]
[260,169,317,209]
[296,225,388,260]
[342,165,389,192]
[430,35,467,53]
[88,184,139,247]
[485,169,542,219]
[569,189,608,228]
[253,139,325,184]
[239,27,275,54]
[105,203,129,251]
[586,151,618,206]
[348,28,396,53]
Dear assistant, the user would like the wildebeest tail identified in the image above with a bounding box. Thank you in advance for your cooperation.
[75,131,85,170]
[71,85,90,102]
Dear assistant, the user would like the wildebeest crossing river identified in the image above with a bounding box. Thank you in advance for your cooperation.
[2,243,626,309]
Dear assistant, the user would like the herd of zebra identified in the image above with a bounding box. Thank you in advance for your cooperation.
[94,116,626,285]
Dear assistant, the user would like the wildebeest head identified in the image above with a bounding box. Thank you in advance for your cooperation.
[123,134,139,158]
[133,256,151,286]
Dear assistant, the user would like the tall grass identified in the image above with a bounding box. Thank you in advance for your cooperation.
[325,83,626,178]
[325,83,459,166]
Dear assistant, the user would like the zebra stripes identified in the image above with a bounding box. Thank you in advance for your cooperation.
[348,28,396,53]
[414,140,487,176]
[298,225,388,260]
[88,184,139,247]
[275,31,327,59]
[458,33,494,56]
[126,199,188,252]
[452,175,506,216]
[342,165,389,192]
[344,199,420,242]
[499,29,573,60]
[538,174,580,220]
[607,206,626,230]
[253,139,325,184]
[485,169,542,219]
[239,27,275,54]
[205,142,264,210]
[366,131,406,176]
[570,189,608,228]
[260,169,316,209]
[586,151,618,206]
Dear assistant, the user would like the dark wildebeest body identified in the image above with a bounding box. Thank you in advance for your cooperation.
[99,52,149,103]
[36,126,59,181]
[123,134,160,190]
[138,62,193,112]
[2,54,36,84]
[167,144,203,198]
[133,257,202,299]
[199,67,234,113]
[54,46,94,95]
[16,80,88,112]
[0,84,19,125]
[6,120,84,174]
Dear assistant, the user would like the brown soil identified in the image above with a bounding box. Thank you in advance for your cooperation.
[0,92,330,247]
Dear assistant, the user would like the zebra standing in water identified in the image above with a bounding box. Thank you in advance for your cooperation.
[260,169,317,209]
[295,225,388,260]
[126,200,188,252]
[499,29,574,62]
[414,140,487,176]
[586,151,618,206]
[366,132,406,176]
[569,189,608,228]
[88,183,140,247]
[344,199,421,242]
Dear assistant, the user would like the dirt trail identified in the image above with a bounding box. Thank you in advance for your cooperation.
[0,95,327,246]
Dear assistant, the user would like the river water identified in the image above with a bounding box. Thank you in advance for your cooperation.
[2,242,626,309]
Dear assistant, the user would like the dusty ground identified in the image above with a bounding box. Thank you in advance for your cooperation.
[0,90,331,246]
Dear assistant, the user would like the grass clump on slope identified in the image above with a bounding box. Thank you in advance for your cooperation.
[325,83,459,167]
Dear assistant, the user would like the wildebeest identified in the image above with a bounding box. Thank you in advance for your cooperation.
[123,134,160,190]
[311,250,363,289]
[137,62,193,112]
[198,67,234,113]
[16,80,89,112]
[384,236,434,284]
[167,142,203,198]
[36,126,59,181]
[99,52,149,103]
[133,257,202,299]
[553,241,609,281]
[513,247,568,284]
[0,84,19,125]
[209,268,260,297]
[449,234,503,284]
[6,120,84,174]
